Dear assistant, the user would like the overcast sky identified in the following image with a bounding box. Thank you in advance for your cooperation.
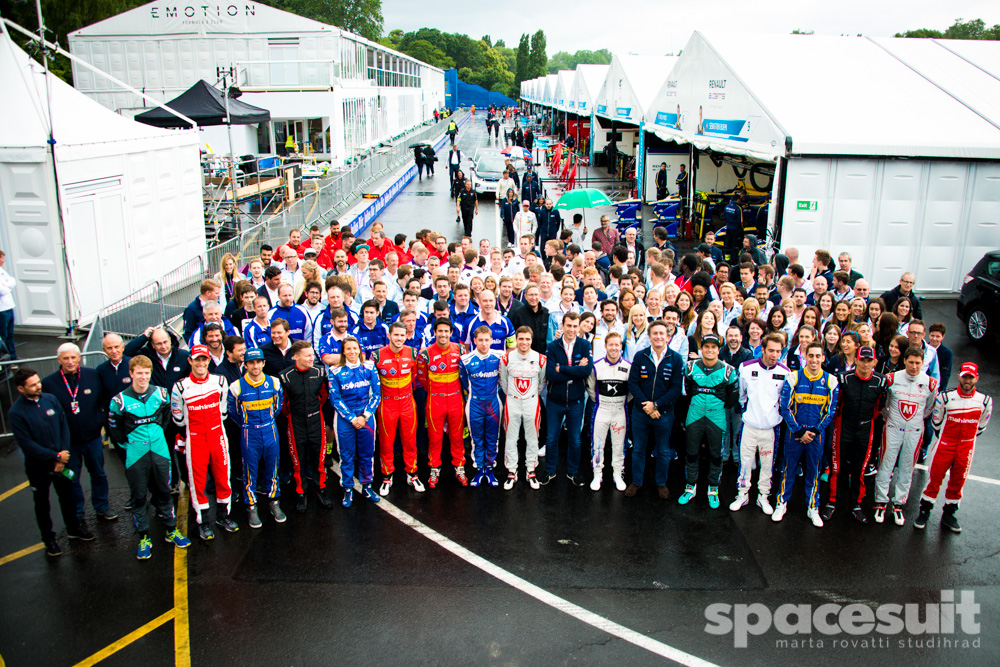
[381,1,1000,56]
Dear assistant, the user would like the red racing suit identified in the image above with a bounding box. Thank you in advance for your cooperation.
[417,342,466,469]
[921,388,993,505]
[374,345,419,475]
[171,373,231,523]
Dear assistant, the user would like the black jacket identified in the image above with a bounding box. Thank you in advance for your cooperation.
[879,285,922,320]
[8,394,70,471]
[212,358,244,385]
[260,341,294,378]
[510,304,550,355]
[278,364,328,421]
[835,370,888,425]
[545,337,593,405]
[124,332,191,391]
[536,207,562,237]
[497,295,524,318]
[41,367,106,445]
[96,357,132,412]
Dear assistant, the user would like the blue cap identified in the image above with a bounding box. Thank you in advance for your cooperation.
[244,348,264,361]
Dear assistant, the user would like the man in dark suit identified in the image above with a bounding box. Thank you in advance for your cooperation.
[256,266,283,308]
[622,226,645,270]
[510,285,549,355]
[182,280,222,341]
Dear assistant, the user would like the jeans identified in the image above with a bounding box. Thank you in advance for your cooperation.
[721,405,742,466]
[68,436,110,517]
[0,308,14,358]
[544,399,584,476]
[631,406,675,487]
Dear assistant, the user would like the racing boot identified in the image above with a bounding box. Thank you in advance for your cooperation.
[707,486,720,510]
[806,508,824,528]
[470,468,486,487]
[360,484,381,503]
[677,484,697,505]
[454,467,469,486]
[613,472,626,492]
[316,487,334,510]
[729,492,749,512]
[892,506,906,526]
[269,500,287,523]
[756,496,774,515]
[504,472,517,491]
[484,467,499,487]
[941,503,962,533]
[913,499,933,530]
[379,475,393,496]
[526,471,540,489]
[247,505,262,529]
[407,473,425,493]
[295,494,308,514]
[873,504,886,524]
[428,467,441,489]
[820,503,836,522]
[590,474,602,491]
[851,506,868,525]
[342,488,354,508]
[771,502,787,522]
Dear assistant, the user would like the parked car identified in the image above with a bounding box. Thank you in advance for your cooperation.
[468,152,521,197]
[957,249,1000,342]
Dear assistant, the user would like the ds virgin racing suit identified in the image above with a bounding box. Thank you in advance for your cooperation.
[374,345,419,476]
[587,355,632,478]
[417,342,466,470]
[777,368,839,510]
[736,359,789,498]
[828,370,888,508]
[172,373,232,524]
[227,374,283,506]
[500,349,547,474]
[460,350,504,469]
[683,359,738,487]
[278,363,329,496]
[329,361,381,487]
[921,388,992,506]
[875,370,937,506]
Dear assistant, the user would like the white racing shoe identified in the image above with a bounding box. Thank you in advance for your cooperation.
[756,496,774,515]
[807,508,824,528]
[729,493,749,512]
[771,502,787,522]
[613,472,626,492]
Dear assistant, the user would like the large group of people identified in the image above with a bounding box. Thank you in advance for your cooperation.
[8,209,993,562]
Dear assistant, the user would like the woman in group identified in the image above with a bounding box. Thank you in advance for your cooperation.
[632,283,646,305]
[831,300,852,332]
[826,329,860,375]
[688,309,719,360]
[856,322,876,350]
[848,297,869,329]
[662,283,680,308]
[482,275,498,296]
[618,289,638,324]
[499,188,519,247]
[877,334,910,376]
[677,291,697,332]
[624,305,650,362]
[892,298,914,334]
[225,280,258,332]
[329,337,382,508]
[736,297,761,338]
[816,291,836,329]
[767,305,789,339]
[745,318,767,358]
[294,260,324,303]
[214,252,245,304]
[469,275,486,305]
[451,169,467,199]
[578,312,597,343]
[821,322,842,366]
[547,285,580,343]
[644,289,664,322]
[787,324,819,371]
[866,298,886,328]
[874,312,900,358]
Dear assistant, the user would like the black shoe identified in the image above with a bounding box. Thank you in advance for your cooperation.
[820,504,835,521]
[44,538,62,557]
[295,494,308,514]
[198,523,215,541]
[536,471,553,486]
[316,489,334,510]
[914,499,933,530]
[851,506,868,524]
[941,504,962,533]
[566,473,586,487]
[96,509,119,521]
[124,499,133,511]
[68,520,95,541]
[215,516,240,533]
[864,464,878,477]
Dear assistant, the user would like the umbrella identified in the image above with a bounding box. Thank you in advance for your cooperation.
[408,141,432,148]
[500,145,531,160]
[554,188,613,210]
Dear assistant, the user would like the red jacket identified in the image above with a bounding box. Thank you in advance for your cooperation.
[374,345,418,400]
[416,342,462,395]
[367,239,398,264]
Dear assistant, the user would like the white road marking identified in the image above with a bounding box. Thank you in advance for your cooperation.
[330,462,719,666]
[913,463,1000,487]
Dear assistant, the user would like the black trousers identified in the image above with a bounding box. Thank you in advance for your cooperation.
[461,209,475,236]
[26,466,80,542]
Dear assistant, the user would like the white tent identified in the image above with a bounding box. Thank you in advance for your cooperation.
[0,29,203,328]
[569,64,609,115]
[594,55,676,125]
[542,74,558,107]
[552,70,575,111]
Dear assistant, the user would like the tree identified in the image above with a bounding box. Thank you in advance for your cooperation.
[528,29,547,79]
[791,29,814,35]
[380,28,404,50]
[515,33,530,89]
[546,48,612,73]
[403,39,454,70]
[260,0,384,42]
[896,17,1000,40]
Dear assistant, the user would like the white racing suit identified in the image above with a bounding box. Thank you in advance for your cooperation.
[875,370,937,505]
[587,356,632,477]
[735,359,789,498]
[500,349,547,473]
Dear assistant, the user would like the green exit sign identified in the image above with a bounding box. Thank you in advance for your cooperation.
[796,200,818,211]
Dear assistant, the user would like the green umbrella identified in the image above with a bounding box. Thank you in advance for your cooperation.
[553,188,613,210]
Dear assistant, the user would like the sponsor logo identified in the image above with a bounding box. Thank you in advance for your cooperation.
[516,377,531,394]
[899,401,918,421]
[46,409,55,416]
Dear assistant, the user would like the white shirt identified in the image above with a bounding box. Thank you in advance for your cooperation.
[0,266,15,311]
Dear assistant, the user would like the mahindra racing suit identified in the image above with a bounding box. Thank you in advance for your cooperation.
[921,388,991,506]
[875,370,937,506]
[329,361,381,487]
[374,345,419,475]
[683,359,738,487]
[353,321,390,360]
[587,356,631,478]
[500,349,547,473]
[736,359,789,498]
[777,368,839,510]
[417,342,466,469]
[460,349,504,469]
[278,363,329,496]
[171,373,232,523]
[828,370,888,508]
[228,374,283,506]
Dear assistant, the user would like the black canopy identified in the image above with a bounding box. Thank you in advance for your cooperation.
[134,80,271,129]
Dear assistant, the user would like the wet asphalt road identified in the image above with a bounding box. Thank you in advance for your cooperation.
[0,117,997,666]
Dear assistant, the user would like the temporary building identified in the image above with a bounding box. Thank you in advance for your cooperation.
[645,31,1000,291]
[134,79,271,128]
[0,29,202,329]
[569,64,609,116]
[552,70,575,111]
[542,74,558,107]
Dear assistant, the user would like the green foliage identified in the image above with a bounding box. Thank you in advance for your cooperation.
[259,0,384,42]
[895,17,1000,40]
[403,39,454,69]
[529,30,547,78]
[546,48,612,74]
[515,34,531,89]
[790,29,814,35]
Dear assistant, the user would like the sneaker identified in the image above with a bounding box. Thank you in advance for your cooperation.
[914,499,933,530]
[295,494,308,514]
[730,493,749,512]
[484,468,499,487]
[677,484,697,505]
[198,523,215,541]
[503,473,517,491]
[44,538,62,557]
[124,499,133,511]
[527,472,540,490]
[707,486,720,510]
[470,469,486,487]
[455,467,469,486]
[892,507,905,526]
[820,503,835,521]
[215,517,239,533]
[380,476,393,496]
[407,473,425,493]
[590,475,602,491]
[613,473,626,492]
[756,496,774,515]
[771,502,787,522]
[316,488,334,510]
[865,463,878,477]
[537,446,546,457]
[536,471,553,486]
[819,468,828,482]
[342,488,354,508]
[851,506,868,524]
[567,473,586,487]
[68,520,96,541]
[248,505,262,529]
[807,509,824,528]
[360,484,381,503]
[625,483,640,497]
[941,505,961,533]
[96,509,119,521]
[428,467,441,489]
[137,536,152,560]
[657,485,671,500]
[873,504,886,524]
[164,529,191,548]
[269,500,287,523]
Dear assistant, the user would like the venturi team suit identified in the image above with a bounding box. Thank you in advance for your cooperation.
[875,370,937,506]
[777,368,839,510]
[329,361,382,487]
[828,370,888,508]
[375,345,419,476]
[171,373,232,524]
[921,388,992,506]
[278,364,329,496]
[417,342,466,470]
[461,349,504,469]
[500,349,547,474]
[736,359,789,499]
[587,356,632,479]
[683,359,738,488]
[227,374,284,506]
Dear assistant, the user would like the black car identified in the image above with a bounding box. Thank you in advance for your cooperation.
[957,250,1000,342]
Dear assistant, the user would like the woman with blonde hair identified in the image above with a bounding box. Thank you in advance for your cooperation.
[624,305,650,362]
[294,260,323,302]
[482,274,498,295]
[214,252,245,303]
[736,297,760,338]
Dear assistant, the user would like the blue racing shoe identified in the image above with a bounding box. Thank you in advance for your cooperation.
[484,468,499,487]
[342,488,354,508]
[470,468,487,487]
[707,486,720,510]
[360,484,380,503]
[164,529,191,548]
[677,485,697,505]
[137,536,152,560]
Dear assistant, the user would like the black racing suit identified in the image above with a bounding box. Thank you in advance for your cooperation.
[278,364,329,496]
[828,371,888,508]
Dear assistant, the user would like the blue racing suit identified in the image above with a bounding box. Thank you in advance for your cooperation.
[268,304,308,341]
[352,321,389,360]
[777,368,839,510]
[329,361,381,487]
[460,349,504,468]
[228,373,284,505]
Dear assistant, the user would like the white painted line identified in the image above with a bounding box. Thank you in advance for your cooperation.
[330,462,719,666]
[914,464,1000,487]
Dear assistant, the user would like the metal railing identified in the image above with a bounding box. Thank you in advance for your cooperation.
[237,60,337,89]
[0,352,107,438]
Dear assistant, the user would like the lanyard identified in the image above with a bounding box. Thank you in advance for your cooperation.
[60,369,79,402]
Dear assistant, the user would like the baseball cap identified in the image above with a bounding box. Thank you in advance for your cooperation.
[522,199,531,206]
[857,346,876,360]
[303,247,318,257]
[190,344,210,359]
[700,333,721,347]
[354,243,370,253]
[959,362,979,378]
[244,348,264,362]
